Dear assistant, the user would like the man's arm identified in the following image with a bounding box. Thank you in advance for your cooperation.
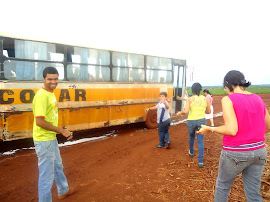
[177,96,187,101]
[36,117,71,137]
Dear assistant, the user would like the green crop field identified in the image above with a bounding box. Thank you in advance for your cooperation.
[187,85,270,95]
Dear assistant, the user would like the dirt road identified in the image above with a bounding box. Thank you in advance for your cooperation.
[1,94,270,202]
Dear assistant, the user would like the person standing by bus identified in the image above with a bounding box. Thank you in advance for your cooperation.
[198,70,270,201]
[177,83,211,167]
[203,89,214,127]
[146,92,172,149]
[177,89,189,110]
[33,67,74,202]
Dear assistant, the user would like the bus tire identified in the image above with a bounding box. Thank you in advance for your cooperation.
[145,110,158,129]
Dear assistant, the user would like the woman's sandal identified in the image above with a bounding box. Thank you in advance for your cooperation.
[188,150,194,157]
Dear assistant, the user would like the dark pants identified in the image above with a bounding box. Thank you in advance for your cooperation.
[158,118,171,146]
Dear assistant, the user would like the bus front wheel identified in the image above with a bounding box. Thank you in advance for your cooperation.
[145,110,158,129]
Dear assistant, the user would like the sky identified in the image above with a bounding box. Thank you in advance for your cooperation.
[1,0,270,86]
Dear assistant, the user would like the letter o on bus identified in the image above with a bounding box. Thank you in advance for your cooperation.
[20,90,35,103]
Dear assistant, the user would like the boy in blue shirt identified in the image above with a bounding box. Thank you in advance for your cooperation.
[146,92,171,148]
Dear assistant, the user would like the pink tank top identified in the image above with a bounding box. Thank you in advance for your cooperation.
[206,94,213,106]
[223,93,266,151]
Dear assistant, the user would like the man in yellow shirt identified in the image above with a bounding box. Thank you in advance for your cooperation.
[33,67,74,202]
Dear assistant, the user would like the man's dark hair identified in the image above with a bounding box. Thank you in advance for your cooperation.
[192,83,202,96]
[160,92,167,97]
[43,67,59,78]
[223,70,251,92]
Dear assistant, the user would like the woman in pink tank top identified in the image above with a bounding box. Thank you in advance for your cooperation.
[203,89,214,127]
[198,70,270,202]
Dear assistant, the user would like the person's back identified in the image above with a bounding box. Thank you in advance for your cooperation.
[198,70,270,202]
[223,93,266,150]
[177,83,210,168]
[188,95,207,120]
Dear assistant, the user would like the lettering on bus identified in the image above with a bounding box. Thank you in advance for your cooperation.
[0,89,87,104]
[20,90,35,103]
[59,89,71,102]
[0,90,14,104]
[75,89,86,101]
[59,89,86,102]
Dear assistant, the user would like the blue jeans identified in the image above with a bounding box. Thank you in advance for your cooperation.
[186,118,206,163]
[158,118,171,146]
[34,139,69,202]
[214,147,267,202]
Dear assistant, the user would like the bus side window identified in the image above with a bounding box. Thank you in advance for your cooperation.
[67,47,110,82]
[67,53,72,62]
[112,52,145,82]
[146,56,172,83]
[3,39,65,80]
[6,49,15,57]
[3,38,15,58]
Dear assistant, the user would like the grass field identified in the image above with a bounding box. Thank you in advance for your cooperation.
[187,85,270,95]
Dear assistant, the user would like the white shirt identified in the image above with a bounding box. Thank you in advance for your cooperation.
[156,101,170,123]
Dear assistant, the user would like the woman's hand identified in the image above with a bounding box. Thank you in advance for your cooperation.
[197,125,210,134]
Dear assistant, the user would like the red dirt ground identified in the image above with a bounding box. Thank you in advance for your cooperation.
[1,94,270,202]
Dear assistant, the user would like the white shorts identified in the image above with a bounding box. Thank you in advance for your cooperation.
[205,105,214,119]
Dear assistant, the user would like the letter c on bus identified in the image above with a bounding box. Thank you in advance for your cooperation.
[0,90,15,104]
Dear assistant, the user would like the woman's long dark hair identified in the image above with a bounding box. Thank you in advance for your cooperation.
[192,83,202,96]
[223,70,251,92]
[203,89,212,96]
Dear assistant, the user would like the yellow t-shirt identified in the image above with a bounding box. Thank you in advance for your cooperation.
[187,95,207,120]
[32,88,58,141]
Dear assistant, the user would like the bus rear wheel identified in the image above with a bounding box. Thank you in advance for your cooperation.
[145,110,158,129]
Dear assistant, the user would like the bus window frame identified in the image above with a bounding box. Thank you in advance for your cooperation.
[0,37,5,80]
[0,37,185,84]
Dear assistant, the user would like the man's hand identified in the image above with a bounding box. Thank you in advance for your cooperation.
[36,117,73,140]
[61,129,73,140]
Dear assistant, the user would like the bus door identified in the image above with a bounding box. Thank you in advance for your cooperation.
[172,60,186,114]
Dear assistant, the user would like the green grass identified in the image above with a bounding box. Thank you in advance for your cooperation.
[187,85,270,95]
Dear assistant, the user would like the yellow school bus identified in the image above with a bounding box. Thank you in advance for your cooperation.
[0,36,186,141]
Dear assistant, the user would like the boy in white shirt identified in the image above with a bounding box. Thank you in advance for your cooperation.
[146,92,171,149]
